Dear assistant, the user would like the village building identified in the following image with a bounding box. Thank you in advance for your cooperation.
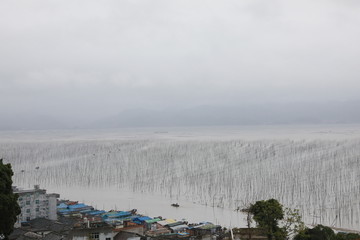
[14,185,60,227]
[231,228,267,240]
[69,221,115,240]
[9,218,72,240]
[12,196,228,240]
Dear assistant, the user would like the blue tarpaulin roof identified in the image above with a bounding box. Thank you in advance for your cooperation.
[132,216,152,224]
[68,204,88,209]
[102,211,131,219]
[57,203,68,209]
[80,209,93,213]
[88,210,106,215]
[58,209,72,213]
[58,204,93,214]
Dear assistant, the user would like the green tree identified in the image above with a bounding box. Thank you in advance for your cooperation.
[336,232,360,240]
[249,199,285,240]
[295,225,360,240]
[294,229,311,240]
[294,225,336,240]
[281,207,305,239]
[0,159,21,240]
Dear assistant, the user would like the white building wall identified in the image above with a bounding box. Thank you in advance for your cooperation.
[14,185,60,227]
[71,229,115,240]
[47,194,58,220]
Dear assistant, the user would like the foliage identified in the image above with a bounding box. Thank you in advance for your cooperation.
[336,232,360,240]
[0,159,21,240]
[236,201,255,239]
[249,199,285,240]
[248,199,305,240]
[281,207,305,239]
[293,229,311,240]
[294,225,336,240]
[295,225,360,240]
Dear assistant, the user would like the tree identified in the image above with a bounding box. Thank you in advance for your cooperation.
[0,159,21,240]
[294,225,336,240]
[294,225,360,240]
[242,208,254,240]
[336,232,360,240]
[235,200,255,240]
[281,207,305,239]
[249,199,285,240]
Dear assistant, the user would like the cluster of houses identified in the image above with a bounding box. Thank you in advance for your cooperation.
[57,200,224,240]
[10,186,226,240]
[10,186,360,240]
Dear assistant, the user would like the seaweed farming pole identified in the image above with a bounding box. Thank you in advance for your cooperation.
[230,227,234,240]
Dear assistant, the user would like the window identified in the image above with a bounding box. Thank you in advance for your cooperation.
[106,238,111,240]
[26,209,30,213]
[90,232,99,240]
[26,201,30,205]
[36,208,39,212]
[19,197,23,201]
[35,200,40,204]
[26,217,31,221]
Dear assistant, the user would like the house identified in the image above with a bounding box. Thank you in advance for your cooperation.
[9,218,70,240]
[14,185,60,227]
[187,223,221,237]
[57,202,94,218]
[232,228,267,240]
[168,224,188,233]
[144,218,162,230]
[113,231,142,240]
[69,221,116,240]
[69,217,147,240]
[156,219,176,228]
[132,217,152,225]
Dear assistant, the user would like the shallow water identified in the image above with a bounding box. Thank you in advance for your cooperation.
[1,124,360,142]
[53,186,247,227]
[2,124,360,229]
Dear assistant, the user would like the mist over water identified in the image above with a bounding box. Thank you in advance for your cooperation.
[2,0,360,232]
[2,124,360,229]
[1,0,360,131]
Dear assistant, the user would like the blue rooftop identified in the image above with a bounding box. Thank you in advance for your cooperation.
[57,203,68,209]
[68,203,89,209]
[132,216,152,224]
[80,209,93,213]
[88,210,106,215]
[102,211,132,219]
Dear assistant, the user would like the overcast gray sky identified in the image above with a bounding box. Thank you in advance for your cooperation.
[1,0,360,128]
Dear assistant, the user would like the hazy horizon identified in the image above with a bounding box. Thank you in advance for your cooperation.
[1,100,360,130]
[1,0,360,130]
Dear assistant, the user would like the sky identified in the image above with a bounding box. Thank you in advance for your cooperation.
[1,0,360,129]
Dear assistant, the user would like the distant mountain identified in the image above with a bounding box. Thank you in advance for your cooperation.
[93,100,360,128]
[0,114,67,131]
[1,101,359,130]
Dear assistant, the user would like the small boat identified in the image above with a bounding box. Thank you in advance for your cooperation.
[171,203,180,207]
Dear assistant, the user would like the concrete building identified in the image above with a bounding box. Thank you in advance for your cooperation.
[69,221,115,240]
[13,185,60,227]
